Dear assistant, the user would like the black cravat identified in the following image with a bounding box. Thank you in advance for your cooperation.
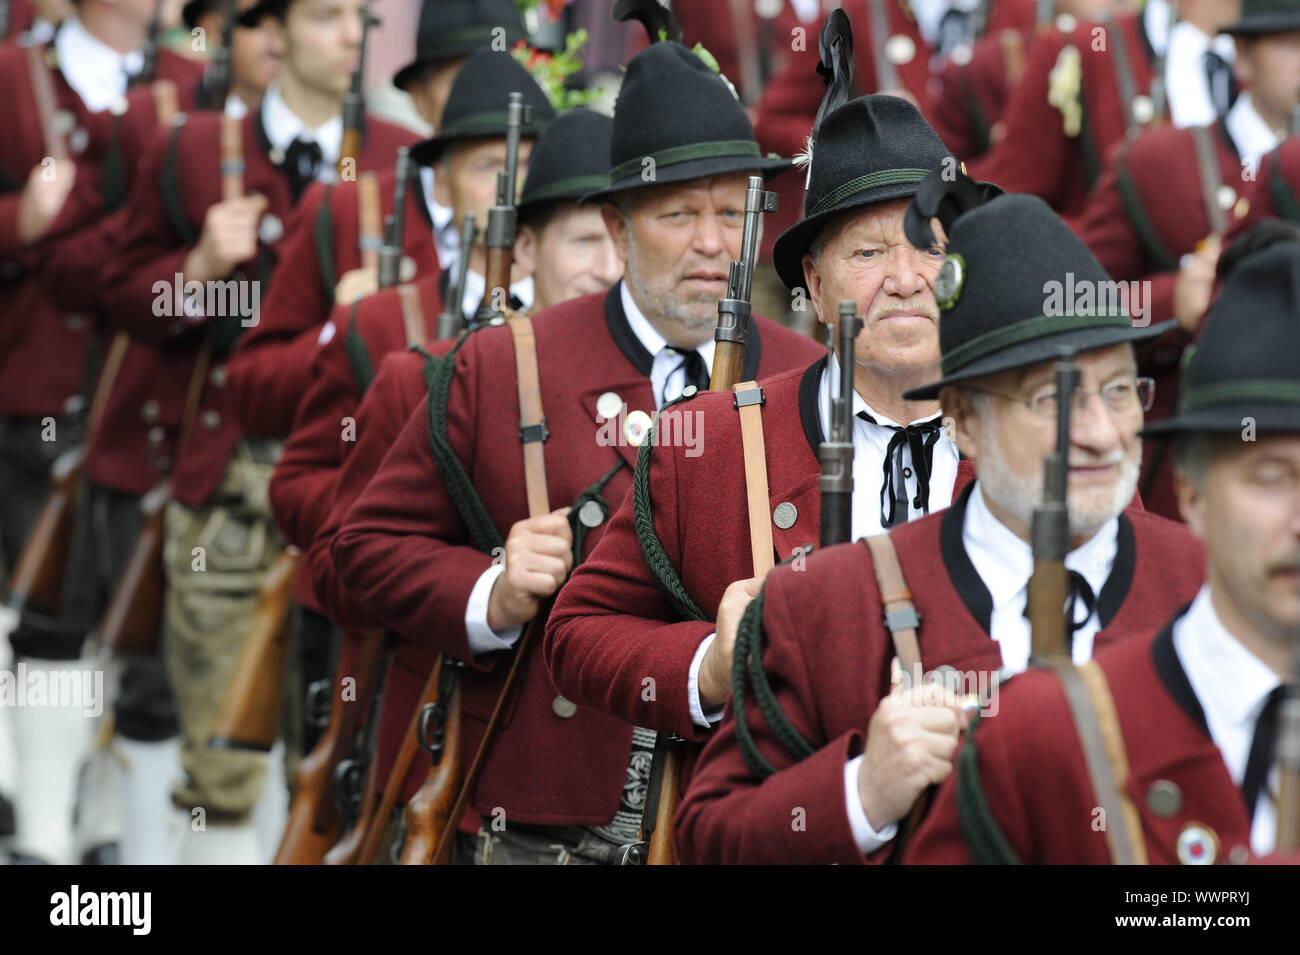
[664,347,710,404]
[857,411,943,529]
[283,137,323,202]
[936,8,975,58]
[1204,51,1238,117]
[1242,685,1288,823]
[1066,570,1097,655]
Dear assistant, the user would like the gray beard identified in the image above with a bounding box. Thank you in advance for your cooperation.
[624,243,721,332]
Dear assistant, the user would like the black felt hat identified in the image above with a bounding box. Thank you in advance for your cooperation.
[772,95,951,292]
[583,42,790,203]
[1142,243,1300,437]
[182,0,214,30]
[903,193,1177,400]
[1223,0,1300,36]
[517,109,613,223]
[236,0,287,27]
[408,49,555,166]
[393,0,527,92]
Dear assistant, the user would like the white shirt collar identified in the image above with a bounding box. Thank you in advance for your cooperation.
[1225,92,1282,173]
[260,82,343,176]
[817,348,940,433]
[54,17,144,113]
[461,268,532,321]
[1159,10,1237,127]
[908,0,984,47]
[421,165,459,271]
[24,18,57,46]
[620,280,718,408]
[1144,0,1173,56]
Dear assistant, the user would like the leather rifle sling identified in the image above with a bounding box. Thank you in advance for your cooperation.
[1190,123,1228,236]
[151,79,179,127]
[357,171,382,273]
[732,382,774,575]
[429,317,549,865]
[1052,659,1148,864]
[863,533,923,677]
[398,283,424,347]
[1105,17,1142,138]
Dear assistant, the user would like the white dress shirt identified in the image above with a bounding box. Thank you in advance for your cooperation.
[845,479,1119,853]
[1173,586,1284,856]
[1145,0,1238,129]
[54,17,144,113]
[909,0,986,47]
[621,281,717,407]
[420,165,460,274]
[261,82,342,181]
[817,355,961,540]
[1225,92,1282,177]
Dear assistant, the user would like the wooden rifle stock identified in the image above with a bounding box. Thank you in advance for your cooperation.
[97,480,170,655]
[473,92,530,322]
[274,628,384,864]
[397,656,464,864]
[207,547,300,751]
[336,1,376,179]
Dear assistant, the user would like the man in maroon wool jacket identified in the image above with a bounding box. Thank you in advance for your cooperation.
[331,40,821,864]
[546,96,968,818]
[907,241,1300,865]
[675,188,1205,865]
[94,0,415,864]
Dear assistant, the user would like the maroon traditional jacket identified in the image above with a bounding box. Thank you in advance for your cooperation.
[227,171,442,441]
[907,611,1265,864]
[970,13,1158,221]
[95,108,415,504]
[676,485,1204,864]
[1236,137,1300,233]
[0,41,202,421]
[1078,120,1245,521]
[547,356,975,741]
[931,24,1036,161]
[331,285,822,820]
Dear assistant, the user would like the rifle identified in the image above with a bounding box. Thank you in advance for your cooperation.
[1026,352,1080,663]
[136,0,163,87]
[396,655,464,863]
[472,92,531,323]
[337,1,378,180]
[98,115,244,657]
[199,0,237,111]
[434,214,477,340]
[377,147,411,289]
[819,302,862,548]
[2,334,129,622]
[274,629,385,864]
[712,175,778,387]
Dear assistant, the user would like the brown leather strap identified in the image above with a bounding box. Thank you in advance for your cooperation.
[219,112,243,201]
[1053,659,1148,865]
[507,316,549,518]
[999,28,1026,86]
[398,282,425,347]
[863,534,923,677]
[27,44,68,160]
[357,171,382,272]
[151,79,179,128]
[732,381,774,575]
[86,333,130,439]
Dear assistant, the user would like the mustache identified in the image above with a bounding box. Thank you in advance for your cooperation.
[1265,550,1300,575]
[1069,451,1127,468]
[869,300,939,322]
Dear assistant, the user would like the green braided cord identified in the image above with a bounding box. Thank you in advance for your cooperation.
[1078,82,1103,190]
[940,311,1132,376]
[522,174,612,206]
[1180,379,1300,411]
[314,185,337,300]
[1270,149,1300,223]
[631,394,707,623]
[956,713,1021,864]
[607,140,762,185]
[1114,157,1178,273]
[567,459,626,568]
[807,168,929,217]
[161,122,197,244]
[344,301,375,396]
[424,332,505,556]
[732,583,817,779]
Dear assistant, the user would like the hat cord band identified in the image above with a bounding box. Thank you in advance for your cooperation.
[437,109,540,142]
[428,25,524,48]
[523,173,610,206]
[939,312,1132,377]
[606,140,761,184]
[808,168,930,217]
[1180,379,1300,411]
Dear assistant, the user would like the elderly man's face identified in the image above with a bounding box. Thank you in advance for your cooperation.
[943,343,1145,543]
[601,174,748,343]
[801,198,945,379]
[1180,434,1300,645]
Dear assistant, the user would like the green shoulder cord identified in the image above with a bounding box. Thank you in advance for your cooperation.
[1114,154,1179,272]
[344,300,374,395]
[1270,149,1300,223]
[567,460,625,566]
[314,184,337,299]
[955,712,1022,864]
[161,119,197,244]
[631,392,707,622]
[424,329,504,556]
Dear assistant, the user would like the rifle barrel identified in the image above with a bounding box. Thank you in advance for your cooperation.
[819,301,860,548]
[377,147,412,288]
[436,214,477,339]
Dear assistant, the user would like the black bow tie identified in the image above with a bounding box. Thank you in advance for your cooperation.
[936,8,975,57]
[857,411,943,529]
[664,346,710,403]
[1242,684,1289,823]
[1018,569,1096,658]
[283,137,324,202]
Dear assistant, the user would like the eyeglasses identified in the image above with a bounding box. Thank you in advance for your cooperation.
[964,377,1155,418]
